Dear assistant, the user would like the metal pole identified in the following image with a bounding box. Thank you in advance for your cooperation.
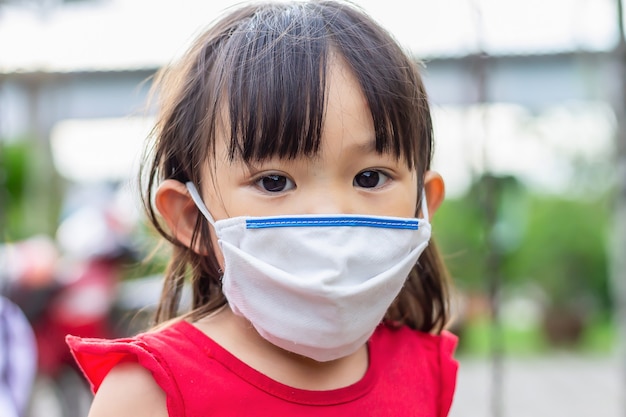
[612,1,626,416]
[469,1,504,416]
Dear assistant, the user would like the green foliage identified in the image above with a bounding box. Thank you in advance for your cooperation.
[456,314,616,357]
[456,318,549,357]
[1,141,28,200]
[0,140,30,240]
[0,138,63,240]
[434,174,612,313]
[579,313,617,354]
[504,196,610,308]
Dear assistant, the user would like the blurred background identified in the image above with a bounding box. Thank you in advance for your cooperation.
[0,0,624,416]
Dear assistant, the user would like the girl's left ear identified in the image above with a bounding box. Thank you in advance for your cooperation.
[423,171,445,220]
[155,179,208,255]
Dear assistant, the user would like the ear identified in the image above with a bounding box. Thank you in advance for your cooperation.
[422,171,445,220]
[155,179,208,255]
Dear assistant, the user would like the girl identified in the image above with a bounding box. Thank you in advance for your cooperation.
[67,1,458,416]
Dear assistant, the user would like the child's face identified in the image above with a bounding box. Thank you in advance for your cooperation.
[203,58,419,226]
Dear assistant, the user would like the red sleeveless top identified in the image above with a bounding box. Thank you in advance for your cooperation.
[67,321,458,416]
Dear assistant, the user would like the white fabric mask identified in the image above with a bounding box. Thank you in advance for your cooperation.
[186,182,432,362]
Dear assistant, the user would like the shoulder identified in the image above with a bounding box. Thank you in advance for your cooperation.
[373,322,458,358]
[371,323,459,417]
[67,321,195,416]
[66,322,184,390]
[87,362,167,417]
[375,323,458,373]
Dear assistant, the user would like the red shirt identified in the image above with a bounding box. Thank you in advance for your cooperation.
[67,321,458,416]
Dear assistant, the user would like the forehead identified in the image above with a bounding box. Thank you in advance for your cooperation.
[323,57,375,142]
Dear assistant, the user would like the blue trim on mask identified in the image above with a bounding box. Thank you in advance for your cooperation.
[246,216,420,230]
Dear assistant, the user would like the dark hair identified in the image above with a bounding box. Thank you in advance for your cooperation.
[141,0,452,333]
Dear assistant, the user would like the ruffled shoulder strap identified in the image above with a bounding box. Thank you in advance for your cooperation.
[65,324,186,417]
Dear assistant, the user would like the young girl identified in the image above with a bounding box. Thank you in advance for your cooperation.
[67,1,458,416]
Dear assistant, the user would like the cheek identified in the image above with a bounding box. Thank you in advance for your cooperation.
[369,190,418,218]
[403,192,420,218]
[398,178,419,217]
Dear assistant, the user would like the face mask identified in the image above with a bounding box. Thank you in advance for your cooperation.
[186,182,432,362]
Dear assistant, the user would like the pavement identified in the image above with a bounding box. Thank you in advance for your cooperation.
[449,354,624,417]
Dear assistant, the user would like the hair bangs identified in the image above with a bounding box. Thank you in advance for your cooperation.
[319,2,433,172]
[215,4,330,163]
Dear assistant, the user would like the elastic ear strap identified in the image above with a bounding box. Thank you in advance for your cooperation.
[185,182,216,225]
[421,190,429,221]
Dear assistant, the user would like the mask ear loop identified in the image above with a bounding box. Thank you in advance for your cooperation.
[420,190,430,221]
[186,182,217,226]
[186,182,225,277]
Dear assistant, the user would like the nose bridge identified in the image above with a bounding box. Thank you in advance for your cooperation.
[305,181,353,215]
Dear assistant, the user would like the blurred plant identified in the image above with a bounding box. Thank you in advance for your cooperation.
[434,174,527,291]
[506,196,610,310]
[1,139,29,240]
[1,135,66,242]
[435,174,611,348]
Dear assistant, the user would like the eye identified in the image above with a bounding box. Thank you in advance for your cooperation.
[256,174,295,193]
[353,170,390,189]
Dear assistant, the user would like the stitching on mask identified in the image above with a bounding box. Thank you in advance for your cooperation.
[246,217,420,230]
